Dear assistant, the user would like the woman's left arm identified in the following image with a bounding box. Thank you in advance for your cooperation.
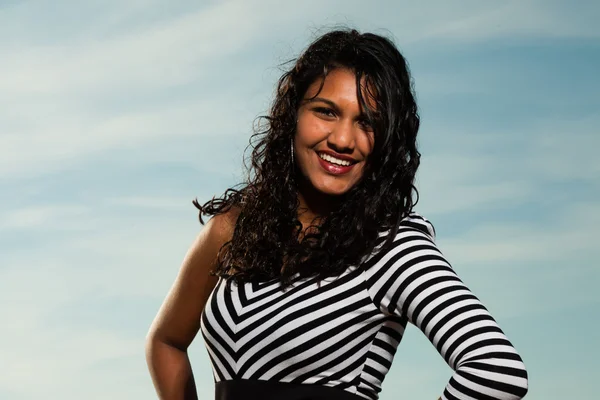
[366,217,529,400]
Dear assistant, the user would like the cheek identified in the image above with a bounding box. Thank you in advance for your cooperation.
[358,133,375,157]
[296,115,329,145]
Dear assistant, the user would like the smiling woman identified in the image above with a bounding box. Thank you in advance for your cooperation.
[295,68,375,198]
[146,28,529,400]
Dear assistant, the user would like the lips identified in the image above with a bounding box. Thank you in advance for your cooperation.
[316,151,357,175]
[317,150,357,164]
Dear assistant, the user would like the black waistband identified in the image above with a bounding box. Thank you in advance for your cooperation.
[214,379,366,400]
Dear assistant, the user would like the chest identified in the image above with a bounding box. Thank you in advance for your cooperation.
[200,267,387,380]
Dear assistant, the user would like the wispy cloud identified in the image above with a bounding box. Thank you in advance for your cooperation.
[0,1,270,96]
[441,201,600,265]
[0,204,89,230]
[412,0,600,43]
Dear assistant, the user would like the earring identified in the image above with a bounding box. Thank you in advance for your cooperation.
[290,138,294,166]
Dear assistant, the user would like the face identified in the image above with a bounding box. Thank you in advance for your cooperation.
[294,68,375,197]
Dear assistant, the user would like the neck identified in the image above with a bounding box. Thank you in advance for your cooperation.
[296,176,341,230]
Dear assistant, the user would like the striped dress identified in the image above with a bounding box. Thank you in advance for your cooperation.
[201,212,529,399]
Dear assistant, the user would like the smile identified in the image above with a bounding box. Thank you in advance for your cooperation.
[317,152,355,166]
[316,151,357,175]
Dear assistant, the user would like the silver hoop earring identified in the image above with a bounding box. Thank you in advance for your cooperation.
[290,138,294,166]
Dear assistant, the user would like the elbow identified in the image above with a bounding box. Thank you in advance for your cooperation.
[507,354,529,399]
[145,333,160,365]
[146,329,190,354]
[499,362,529,400]
[145,330,171,364]
[515,366,529,399]
[507,373,528,400]
[145,328,159,356]
[459,358,529,399]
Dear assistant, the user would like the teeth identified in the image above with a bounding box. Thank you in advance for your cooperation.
[318,152,352,166]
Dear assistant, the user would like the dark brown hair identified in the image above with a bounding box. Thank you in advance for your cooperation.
[194,28,421,288]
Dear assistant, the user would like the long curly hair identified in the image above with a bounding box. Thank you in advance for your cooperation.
[193,28,421,288]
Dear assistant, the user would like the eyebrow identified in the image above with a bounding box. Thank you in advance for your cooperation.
[303,97,339,111]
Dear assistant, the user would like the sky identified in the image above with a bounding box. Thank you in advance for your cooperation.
[0,0,598,399]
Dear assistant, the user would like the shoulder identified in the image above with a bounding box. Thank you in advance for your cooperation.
[204,205,241,241]
[362,211,438,267]
[145,208,241,348]
[206,206,241,242]
[398,211,436,240]
[191,206,241,260]
[363,211,449,314]
[377,211,436,244]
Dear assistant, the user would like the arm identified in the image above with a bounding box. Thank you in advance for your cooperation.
[145,209,238,400]
[366,215,528,400]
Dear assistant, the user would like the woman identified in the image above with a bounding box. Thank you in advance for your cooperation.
[146,29,529,400]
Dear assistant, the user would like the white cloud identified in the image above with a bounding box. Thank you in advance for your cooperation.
[416,112,600,217]
[441,217,597,265]
[0,99,244,179]
[0,204,89,230]
[435,200,600,320]
[401,0,600,45]
[420,178,536,217]
[0,1,265,97]
[0,0,276,180]
[103,195,195,210]
[0,211,195,397]
[524,119,600,182]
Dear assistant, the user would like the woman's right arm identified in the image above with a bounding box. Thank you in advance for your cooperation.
[145,209,238,400]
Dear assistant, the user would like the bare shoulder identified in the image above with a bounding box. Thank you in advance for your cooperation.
[204,205,240,245]
[185,205,241,276]
[146,206,241,348]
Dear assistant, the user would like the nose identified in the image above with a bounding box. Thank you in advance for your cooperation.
[326,119,355,153]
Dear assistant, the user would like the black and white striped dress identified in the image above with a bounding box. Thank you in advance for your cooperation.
[201,212,529,400]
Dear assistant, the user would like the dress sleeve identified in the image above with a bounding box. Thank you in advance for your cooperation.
[364,214,529,400]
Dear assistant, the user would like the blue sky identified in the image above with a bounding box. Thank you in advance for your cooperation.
[0,1,598,399]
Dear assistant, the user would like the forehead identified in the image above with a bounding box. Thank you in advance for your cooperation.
[303,68,377,110]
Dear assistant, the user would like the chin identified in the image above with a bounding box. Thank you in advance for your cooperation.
[312,179,355,196]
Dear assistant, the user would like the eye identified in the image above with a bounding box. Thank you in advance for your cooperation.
[358,118,373,131]
[314,107,336,118]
